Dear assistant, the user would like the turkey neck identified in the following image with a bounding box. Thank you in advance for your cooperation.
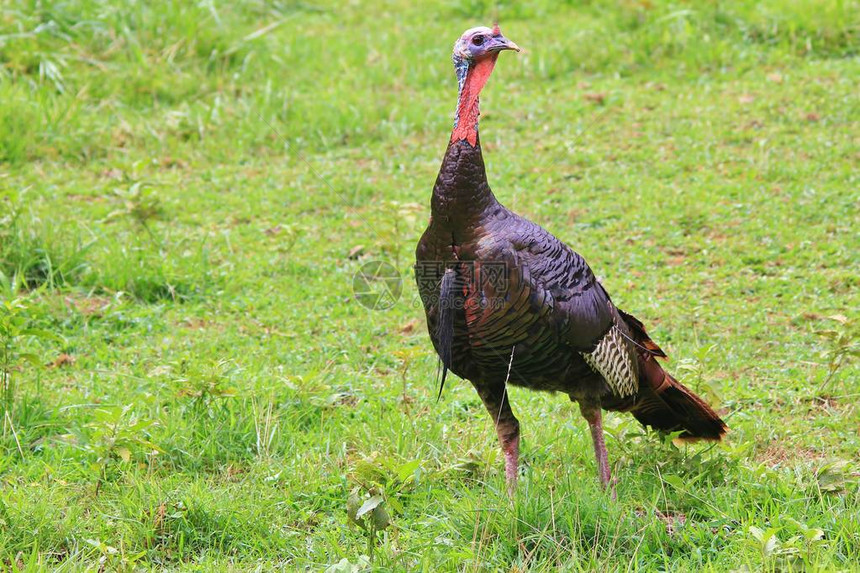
[431,139,498,230]
[431,55,501,233]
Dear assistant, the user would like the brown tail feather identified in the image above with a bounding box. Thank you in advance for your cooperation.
[631,354,727,440]
[618,309,667,358]
[609,311,727,440]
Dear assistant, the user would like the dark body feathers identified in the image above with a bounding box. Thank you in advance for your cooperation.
[416,138,726,441]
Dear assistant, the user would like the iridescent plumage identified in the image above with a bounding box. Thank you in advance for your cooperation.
[415,25,726,494]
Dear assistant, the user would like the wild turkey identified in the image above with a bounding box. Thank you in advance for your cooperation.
[415,25,727,494]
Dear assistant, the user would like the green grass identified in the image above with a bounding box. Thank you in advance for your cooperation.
[1,0,859,569]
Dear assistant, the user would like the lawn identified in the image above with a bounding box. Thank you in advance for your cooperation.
[1,0,858,570]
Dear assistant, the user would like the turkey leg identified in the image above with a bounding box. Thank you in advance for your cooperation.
[472,381,520,494]
[579,401,616,498]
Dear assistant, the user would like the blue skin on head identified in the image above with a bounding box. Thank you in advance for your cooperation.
[452,26,519,63]
[451,26,520,129]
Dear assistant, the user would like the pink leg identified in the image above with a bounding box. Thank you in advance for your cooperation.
[501,427,520,495]
[579,402,616,499]
[472,381,520,495]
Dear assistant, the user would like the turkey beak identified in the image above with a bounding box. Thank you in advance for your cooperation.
[488,35,521,53]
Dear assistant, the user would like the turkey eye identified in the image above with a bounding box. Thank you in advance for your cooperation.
[472,35,485,46]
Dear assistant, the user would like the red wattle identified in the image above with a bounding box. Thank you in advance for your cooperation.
[451,55,498,147]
